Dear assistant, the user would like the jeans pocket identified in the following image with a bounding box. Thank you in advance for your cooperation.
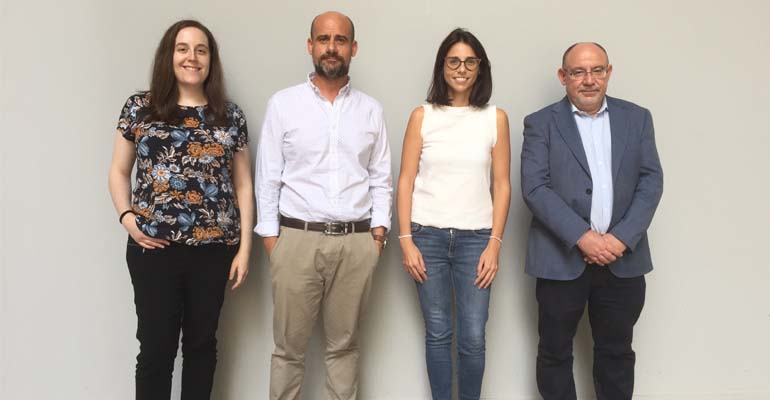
[472,228,492,237]
[410,222,424,234]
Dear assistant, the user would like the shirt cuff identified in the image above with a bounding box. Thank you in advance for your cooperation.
[255,220,280,237]
[370,213,391,233]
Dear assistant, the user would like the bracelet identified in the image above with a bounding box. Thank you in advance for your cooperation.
[398,234,413,239]
[489,235,503,244]
[119,209,136,224]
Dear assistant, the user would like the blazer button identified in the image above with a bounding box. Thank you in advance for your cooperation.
[585,188,592,195]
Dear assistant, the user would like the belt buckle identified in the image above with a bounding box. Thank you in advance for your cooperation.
[323,222,348,235]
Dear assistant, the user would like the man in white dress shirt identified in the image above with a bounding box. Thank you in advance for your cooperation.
[255,11,392,400]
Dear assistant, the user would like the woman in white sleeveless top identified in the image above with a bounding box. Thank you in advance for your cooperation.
[396,28,511,400]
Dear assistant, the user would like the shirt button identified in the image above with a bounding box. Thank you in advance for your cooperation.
[586,188,592,195]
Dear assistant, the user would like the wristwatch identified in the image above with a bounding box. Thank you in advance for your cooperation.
[372,234,387,249]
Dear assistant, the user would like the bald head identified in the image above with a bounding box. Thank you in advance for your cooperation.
[310,11,355,41]
[562,42,608,68]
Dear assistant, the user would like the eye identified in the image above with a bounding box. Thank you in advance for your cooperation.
[196,48,208,55]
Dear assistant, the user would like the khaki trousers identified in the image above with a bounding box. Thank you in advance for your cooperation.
[269,226,379,400]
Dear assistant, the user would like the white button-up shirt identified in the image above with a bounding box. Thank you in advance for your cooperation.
[572,99,613,234]
[255,73,393,237]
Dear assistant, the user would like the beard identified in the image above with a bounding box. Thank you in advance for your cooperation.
[314,54,349,79]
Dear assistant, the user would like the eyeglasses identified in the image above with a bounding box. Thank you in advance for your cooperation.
[566,66,609,80]
[445,57,481,71]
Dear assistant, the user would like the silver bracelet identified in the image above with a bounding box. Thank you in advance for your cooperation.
[489,235,503,244]
[398,234,413,239]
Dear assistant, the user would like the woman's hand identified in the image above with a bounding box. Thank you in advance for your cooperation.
[400,238,427,283]
[122,214,170,249]
[474,240,501,289]
[229,249,250,290]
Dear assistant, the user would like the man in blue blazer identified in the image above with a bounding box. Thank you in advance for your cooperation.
[521,42,663,400]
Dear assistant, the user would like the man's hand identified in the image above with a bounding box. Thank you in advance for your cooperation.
[577,230,616,266]
[263,236,278,257]
[371,226,386,256]
[603,233,627,258]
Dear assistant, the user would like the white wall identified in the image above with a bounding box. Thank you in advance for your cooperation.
[1,0,769,399]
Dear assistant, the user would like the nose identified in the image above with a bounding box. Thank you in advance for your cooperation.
[583,72,596,85]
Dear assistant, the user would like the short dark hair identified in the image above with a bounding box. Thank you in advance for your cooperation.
[149,19,227,125]
[426,28,492,107]
[561,42,608,68]
[310,12,355,41]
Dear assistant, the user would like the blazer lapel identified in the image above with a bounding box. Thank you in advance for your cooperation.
[607,96,629,183]
[553,97,591,177]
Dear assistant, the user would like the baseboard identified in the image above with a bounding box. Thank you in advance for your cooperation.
[483,393,769,400]
[365,392,770,400]
[632,392,769,400]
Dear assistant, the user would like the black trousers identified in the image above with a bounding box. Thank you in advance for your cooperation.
[126,237,237,400]
[536,265,646,400]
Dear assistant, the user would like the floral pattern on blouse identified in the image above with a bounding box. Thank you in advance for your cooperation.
[117,92,248,245]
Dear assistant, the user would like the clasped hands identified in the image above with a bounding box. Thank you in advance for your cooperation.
[577,230,627,266]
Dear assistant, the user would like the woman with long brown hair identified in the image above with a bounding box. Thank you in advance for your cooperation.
[108,20,253,399]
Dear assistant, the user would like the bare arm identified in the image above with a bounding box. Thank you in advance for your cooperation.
[490,108,512,241]
[475,108,511,288]
[107,131,169,249]
[396,107,427,283]
[229,147,254,289]
[108,131,136,217]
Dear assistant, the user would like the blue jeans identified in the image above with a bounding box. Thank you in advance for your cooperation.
[411,222,492,400]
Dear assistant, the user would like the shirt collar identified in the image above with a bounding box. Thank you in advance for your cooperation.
[570,97,609,117]
[306,72,352,97]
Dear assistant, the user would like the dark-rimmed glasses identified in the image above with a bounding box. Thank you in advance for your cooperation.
[445,57,481,71]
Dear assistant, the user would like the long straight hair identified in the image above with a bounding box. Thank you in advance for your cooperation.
[426,28,492,107]
[149,20,227,125]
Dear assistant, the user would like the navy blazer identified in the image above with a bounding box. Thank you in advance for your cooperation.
[520,96,663,280]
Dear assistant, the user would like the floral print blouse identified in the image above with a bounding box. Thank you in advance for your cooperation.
[117,92,248,246]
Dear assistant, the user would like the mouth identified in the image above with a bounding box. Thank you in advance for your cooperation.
[452,77,470,83]
[182,65,202,72]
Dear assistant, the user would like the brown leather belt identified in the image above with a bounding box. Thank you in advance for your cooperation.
[280,216,371,235]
